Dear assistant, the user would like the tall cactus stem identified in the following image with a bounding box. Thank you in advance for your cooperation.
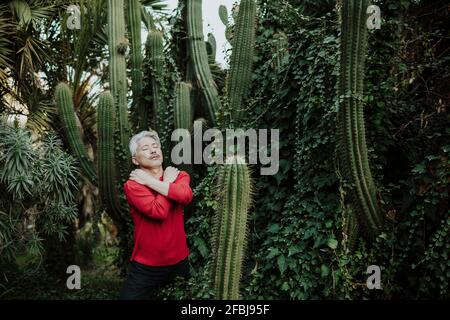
[226,0,257,122]
[174,82,194,131]
[127,0,145,129]
[55,82,97,182]
[146,30,172,163]
[211,157,253,300]
[97,91,124,222]
[186,0,221,126]
[337,0,383,238]
[108,0,131,176]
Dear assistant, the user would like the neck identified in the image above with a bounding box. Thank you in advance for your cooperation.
[140,166,163,179]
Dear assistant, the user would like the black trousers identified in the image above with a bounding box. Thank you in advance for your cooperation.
[119,257,190,300]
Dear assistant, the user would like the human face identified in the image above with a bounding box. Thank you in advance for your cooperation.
[132,136,163,169]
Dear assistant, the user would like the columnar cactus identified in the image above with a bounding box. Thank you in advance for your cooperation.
[146,30,172,163]
[108,0,131,175]
[97,91,124,222]
[211,156,253,300]
[186,0,222,126]
[337,0,383,238]
[127,0,145,129]
[207,33,217,61]
[147,31,165,128]
[173,81,194,177]
[174,82,193,131]
[226,0,257,122]
[208,0,257,300]
[55,83,97,181]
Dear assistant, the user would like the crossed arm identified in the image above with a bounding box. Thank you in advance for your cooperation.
[123,169,193,221]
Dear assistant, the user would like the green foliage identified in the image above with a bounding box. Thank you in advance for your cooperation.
[401,144,450,298]
[215,0,449,300]
[0,123,79,265]
[2,0,449,301]
[1,267,122,300]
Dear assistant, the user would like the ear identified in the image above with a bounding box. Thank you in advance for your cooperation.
[132,156,138,166]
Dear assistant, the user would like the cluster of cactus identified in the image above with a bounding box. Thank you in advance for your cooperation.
[170,0,257,299]
[336,0,383,246]
[55,0,258,294]
[201,0,257,300]
[56,0,144,268]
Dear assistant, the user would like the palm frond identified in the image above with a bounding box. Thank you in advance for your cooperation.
[0,12,14,89]
[9,0,56,31]
[26,98,56,134]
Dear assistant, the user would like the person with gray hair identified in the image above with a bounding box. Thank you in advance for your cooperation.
[119,130,193,300]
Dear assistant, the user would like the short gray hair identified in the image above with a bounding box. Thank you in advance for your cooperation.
[129,130,161,157]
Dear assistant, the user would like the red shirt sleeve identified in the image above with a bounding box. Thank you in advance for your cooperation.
[167,171,193,205]
[124,181,173,221]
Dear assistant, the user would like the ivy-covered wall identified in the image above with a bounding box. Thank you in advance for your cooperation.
[167,0,449,300]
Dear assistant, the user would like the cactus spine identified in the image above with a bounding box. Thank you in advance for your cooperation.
[226,0,256,122]
[212,156,253,300]
[55,83,97,181]
[127,0,145,129]
[186,0,221,126]
[337,0,383,238]
[108,0,131,173]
